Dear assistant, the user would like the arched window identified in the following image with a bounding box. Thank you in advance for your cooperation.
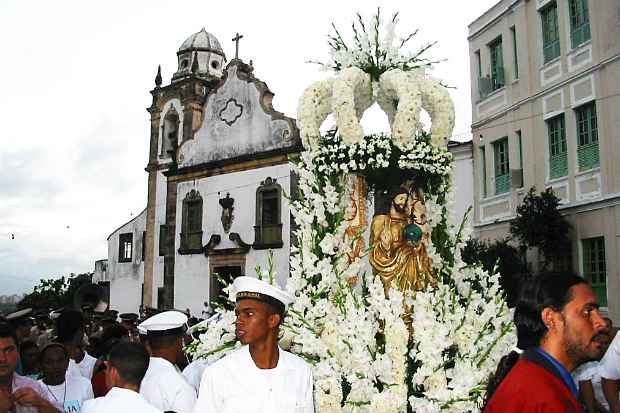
[161,108,179,157]
[180,190,203,254]
[254,177,283,249]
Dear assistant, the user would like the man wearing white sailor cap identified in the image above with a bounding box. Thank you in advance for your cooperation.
[138,311,197,413]
[193,276,314,413]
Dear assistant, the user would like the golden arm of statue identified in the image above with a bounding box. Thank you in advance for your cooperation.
[370,215,393,257]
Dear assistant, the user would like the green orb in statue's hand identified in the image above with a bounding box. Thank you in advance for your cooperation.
[403,223,423,243]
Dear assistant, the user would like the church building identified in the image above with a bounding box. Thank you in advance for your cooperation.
[100,29,301,315]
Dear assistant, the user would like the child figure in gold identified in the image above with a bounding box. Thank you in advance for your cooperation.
[369,186,434,295]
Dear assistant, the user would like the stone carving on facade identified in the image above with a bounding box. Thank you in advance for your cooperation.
[218,98,243,126]
[219,193,235,233]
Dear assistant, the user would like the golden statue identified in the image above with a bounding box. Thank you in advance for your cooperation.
[369,186,434,295]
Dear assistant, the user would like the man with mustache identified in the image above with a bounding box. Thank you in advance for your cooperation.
[193,276,314,413]
[0,322,61,413]
[484,272,609,412]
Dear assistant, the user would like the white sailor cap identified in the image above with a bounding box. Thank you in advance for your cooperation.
[138,311,188,337]
[233,276,294,312]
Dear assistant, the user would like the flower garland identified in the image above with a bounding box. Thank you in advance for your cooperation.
[309,9,441,81]
[313,131,452,194]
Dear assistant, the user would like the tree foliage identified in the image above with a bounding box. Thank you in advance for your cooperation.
[18,272,93,310]
[462,238,528,307]
[510,187,571,268]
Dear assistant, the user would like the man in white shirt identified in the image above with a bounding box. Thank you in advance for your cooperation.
[194,276,314,413]
[38,343,93,413]
[81,342,161,413]
[138,312,196,413]
[601,326,620,413]
[56,312,99,380]
[0,322,61,413]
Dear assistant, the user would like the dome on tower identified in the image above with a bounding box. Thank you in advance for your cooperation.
[178,28,225,57]
[173,28,226,82]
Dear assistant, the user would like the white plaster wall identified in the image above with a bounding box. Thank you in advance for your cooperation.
[106,208,146,313]
[151,170,168,307]
[451,146,475,228]
[173,163,292,315]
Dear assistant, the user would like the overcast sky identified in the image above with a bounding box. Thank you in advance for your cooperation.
[0,0,499,296]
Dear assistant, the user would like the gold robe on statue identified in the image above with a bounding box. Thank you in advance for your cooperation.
[369,214,434,294]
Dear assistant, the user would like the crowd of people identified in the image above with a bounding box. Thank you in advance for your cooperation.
[0,271,618,413]
[0,275,313,413]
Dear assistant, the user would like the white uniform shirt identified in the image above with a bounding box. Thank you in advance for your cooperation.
[67,352,98,380]
[600,333,620,380]
[193,346,314,413]
[38,375,94,413]
[140,357,196,413]
[82,387,162,413]
[182,359,211,395]
[572,360,609,410]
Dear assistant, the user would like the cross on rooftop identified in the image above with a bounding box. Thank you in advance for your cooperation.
[232,33,244,60]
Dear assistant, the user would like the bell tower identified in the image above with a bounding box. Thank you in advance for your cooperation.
[142,29,227,310]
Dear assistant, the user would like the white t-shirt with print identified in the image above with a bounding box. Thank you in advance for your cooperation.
[38,375,94,413]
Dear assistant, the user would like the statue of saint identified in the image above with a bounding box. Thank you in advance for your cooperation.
[369,186,434,295]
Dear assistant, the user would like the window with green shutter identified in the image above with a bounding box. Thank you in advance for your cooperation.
[510,26,518,79]
[489,37,504,91]
[569,0,591,48]
[547,115,568,179]
[494,138,511,194]
[576,102,599,171]
[541,3,561,63]
[583,237,607,307]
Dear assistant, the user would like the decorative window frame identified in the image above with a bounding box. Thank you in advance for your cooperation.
[179,189,204,254]
[254,177,283,249]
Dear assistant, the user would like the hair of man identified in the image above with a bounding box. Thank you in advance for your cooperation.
[39,342,69,363]
[107,342,150,386]
[56,310,85,344]
[147,334,181,351]
[483,271,591,409]
[514,271,587,350]
[0,322,18,347]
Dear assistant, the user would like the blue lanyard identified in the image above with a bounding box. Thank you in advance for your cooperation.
[534,347,579,398]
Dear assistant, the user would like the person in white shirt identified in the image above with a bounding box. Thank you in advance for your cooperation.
[573,315,616,413]
[138,312,196,413]
[600,323,620,413]
[55,312,100,380]
[81,342,162,413]
[194,276,314,413]
[38,343,93,413]
[181,359,210,396]
[0,322,61,413]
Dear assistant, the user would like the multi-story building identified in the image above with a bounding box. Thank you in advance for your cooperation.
[468,0,620,316]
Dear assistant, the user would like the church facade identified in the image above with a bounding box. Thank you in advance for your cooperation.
[97,29,474,315]
[99,29,301,315]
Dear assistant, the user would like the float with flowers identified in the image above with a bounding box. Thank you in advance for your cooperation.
[189,10,516,413]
